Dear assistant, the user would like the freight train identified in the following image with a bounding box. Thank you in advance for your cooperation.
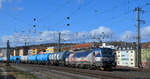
[0,48,116,70]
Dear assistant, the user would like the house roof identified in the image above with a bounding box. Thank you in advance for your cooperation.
[142,42,150,48]
[72,43,93,49]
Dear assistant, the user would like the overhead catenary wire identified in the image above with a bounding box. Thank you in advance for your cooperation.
[0,10,35,46]
[35,0,123,32]
[0,9,34,32]
[39,0,72,22]
[2,0,72,37]
[53,0,95,28]
[85,3,135,42]
[87,8,134,29]
[2,0,147,46]
[37,0,74,32]
[95,0,137,25]
[53,0,134,43]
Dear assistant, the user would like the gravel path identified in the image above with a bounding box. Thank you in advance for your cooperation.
[0,66,16,79]
[0,68,8,79]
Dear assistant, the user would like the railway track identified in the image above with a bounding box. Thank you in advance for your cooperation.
[11,64,150,79]
[29,65,128,79]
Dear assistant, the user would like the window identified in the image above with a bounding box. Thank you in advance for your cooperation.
[126,51,128,53]
[122,55,125,57]
[131,59,133,61]
[93,52,95,56]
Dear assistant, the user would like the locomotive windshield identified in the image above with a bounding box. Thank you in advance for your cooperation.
[101,48,113,57]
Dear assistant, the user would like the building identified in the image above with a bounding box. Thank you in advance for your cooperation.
[99,43,116,49]
[28,48,44,55]
[61,46,72,52]
[12,46,28,56]
[141,42,150,68]
[116,47,136,67]
[0,48,7,57]
[72,43,93,50]
[26,43,74,54]
[28,49,33,55]
[46,47,59,53]
[0,48,14,57]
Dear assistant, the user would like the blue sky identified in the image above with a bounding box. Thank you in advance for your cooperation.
[0,0,150,46]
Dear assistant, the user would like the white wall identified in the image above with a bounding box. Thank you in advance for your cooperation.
[116,50,136,67]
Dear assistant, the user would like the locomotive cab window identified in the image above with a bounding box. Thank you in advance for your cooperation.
[101,48,113,57]
[93,52,95,56]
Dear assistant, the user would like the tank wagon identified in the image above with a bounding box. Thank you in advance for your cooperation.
[37,54,50,64]
[0,57,3,62]
[2,57,7,63]
[9,56,14,63]
[20,56,28,63]
[9,56,21,64]
[14,56,21,64]
[36,54,42,64]
[28,55,37,64]
[49,52,70,66]
[0,48,115,70]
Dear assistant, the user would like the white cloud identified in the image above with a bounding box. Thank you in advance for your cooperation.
[7,0,22,3]
[90,26,114,41]
[2,25,150,46]
[1,33,25,44]
[141,26,150,40]
[12,7,23,11]
[120,26,150,41]
[0,0,4,8]
[90,26,113,36]
[120,31,135,41]
[0,0,23,9]
[0,26,115,46]
[0,0,12,9]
